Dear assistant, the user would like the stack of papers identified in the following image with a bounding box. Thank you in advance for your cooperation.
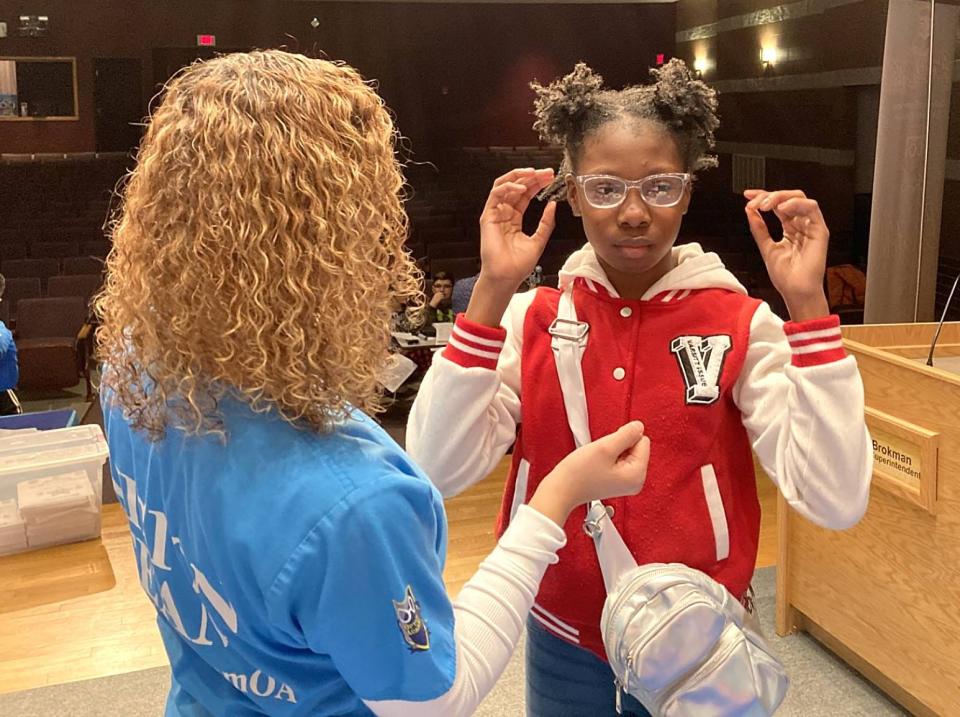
[17,472,99,549]
[0,498,27,555]
[379,353,418,393]
[391,331,423,346]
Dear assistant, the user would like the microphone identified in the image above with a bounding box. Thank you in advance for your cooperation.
[926,272,960,367]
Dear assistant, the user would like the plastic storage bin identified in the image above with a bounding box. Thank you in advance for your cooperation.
[0,425,109,556]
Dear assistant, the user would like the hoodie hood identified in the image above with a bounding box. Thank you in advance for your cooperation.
[557,242,747,300]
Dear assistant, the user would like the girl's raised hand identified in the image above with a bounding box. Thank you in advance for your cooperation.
[744,189,831,321]
[478,168,557,289]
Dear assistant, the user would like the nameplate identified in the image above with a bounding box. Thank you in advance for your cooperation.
[865,407,939,514]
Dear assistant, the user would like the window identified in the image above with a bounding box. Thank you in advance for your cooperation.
[0,57,78,120]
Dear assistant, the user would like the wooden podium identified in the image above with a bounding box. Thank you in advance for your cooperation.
[776,322,960,717]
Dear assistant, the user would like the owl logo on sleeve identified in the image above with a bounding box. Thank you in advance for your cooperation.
[393,585,431,652]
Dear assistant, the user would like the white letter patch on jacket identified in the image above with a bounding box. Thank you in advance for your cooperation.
[670,335,732,405]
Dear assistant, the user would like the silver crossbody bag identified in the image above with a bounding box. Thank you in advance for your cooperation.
[548,287,789,716]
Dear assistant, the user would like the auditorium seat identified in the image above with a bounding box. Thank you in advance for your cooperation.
[2,275,41,321]
[81,240,111,258]
[63,256,105,276]
[0,242,29,261]
[31,241,80,260]
[15,296,93,399]
[47,274,103,311]
[2,259,42,279]
[1,258,60,290]
[1,225,41,243]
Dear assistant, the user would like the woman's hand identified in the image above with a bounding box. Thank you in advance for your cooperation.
[528,421,650,527]
[744,189,831,321]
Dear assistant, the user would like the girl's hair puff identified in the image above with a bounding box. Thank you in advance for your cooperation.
[531,59,719,200]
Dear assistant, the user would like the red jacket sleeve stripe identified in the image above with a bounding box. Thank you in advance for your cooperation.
[441,314,507,370]
[783,315,846,367]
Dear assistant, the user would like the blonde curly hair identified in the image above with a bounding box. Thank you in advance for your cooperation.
[96,50,422,439]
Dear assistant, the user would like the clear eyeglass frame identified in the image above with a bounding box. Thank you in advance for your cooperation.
[572,172,691,209]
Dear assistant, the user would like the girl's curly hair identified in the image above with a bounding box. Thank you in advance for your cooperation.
[531,59,720,200]
[96,50,422,439]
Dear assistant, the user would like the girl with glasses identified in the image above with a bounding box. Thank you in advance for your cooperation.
[408,59,873,716]
[97,50,650,717]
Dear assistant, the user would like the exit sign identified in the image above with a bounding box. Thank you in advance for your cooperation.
[197,34,216,47]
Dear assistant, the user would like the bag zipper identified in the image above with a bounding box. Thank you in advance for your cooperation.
[654,624,743,714]
[621,593,716,666]
[612,592,717,708]
[614,653,633,715]
[603,566,703,660]
[605,565,690,627]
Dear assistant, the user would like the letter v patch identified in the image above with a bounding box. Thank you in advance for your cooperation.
[670,335,732,405]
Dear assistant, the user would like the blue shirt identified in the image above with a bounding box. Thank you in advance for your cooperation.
[103,394,455,716]
[0,322,17,391]
[451,274,480,316]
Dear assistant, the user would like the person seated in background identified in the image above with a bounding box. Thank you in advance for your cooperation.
[427,271,455,323]
[393,273,457,338]
[96,49,649,717]
[419,271,456,338]
[0,274,22,416]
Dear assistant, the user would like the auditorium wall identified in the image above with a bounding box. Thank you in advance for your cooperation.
[0,0,674,156]
[673,0,889,244]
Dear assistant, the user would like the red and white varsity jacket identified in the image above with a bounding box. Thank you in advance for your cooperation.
[408,243,873,660]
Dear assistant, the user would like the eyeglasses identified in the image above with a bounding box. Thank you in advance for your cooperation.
[573,173,691,209]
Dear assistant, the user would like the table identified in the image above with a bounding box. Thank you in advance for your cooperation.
[391,332,449,350]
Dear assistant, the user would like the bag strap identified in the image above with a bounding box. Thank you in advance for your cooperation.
[550,290,591,448]
[550,287,638,594]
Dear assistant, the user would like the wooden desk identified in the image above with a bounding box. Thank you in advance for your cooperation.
[776,322,960,716]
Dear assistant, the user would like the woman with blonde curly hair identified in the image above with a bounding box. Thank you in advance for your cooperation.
[97,50,649,716]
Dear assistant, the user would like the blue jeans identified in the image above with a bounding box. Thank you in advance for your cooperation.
[525,616,653,717]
